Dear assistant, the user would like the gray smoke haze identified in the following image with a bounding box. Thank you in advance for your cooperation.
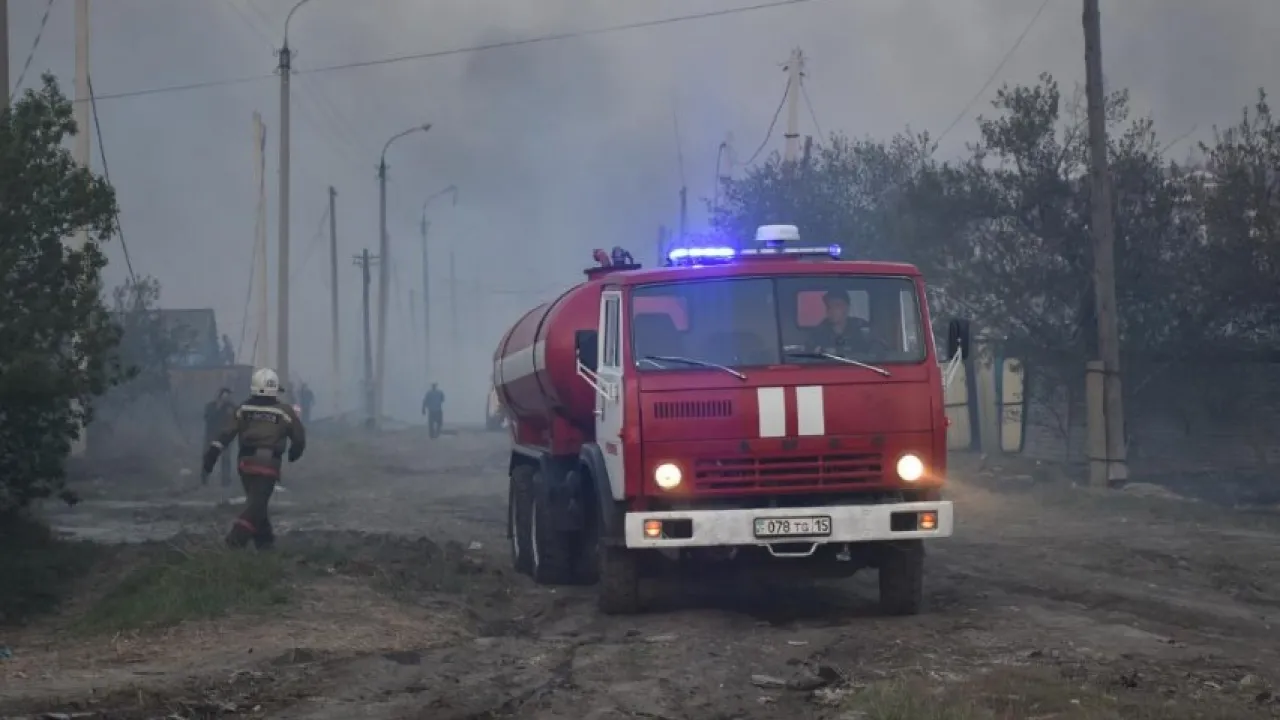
[7,0,1278,422]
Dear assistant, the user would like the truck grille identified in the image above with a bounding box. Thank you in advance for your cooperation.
[652,399,733,420]
[693,453,884,491]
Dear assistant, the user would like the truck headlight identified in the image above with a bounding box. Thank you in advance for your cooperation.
[654,463,682,490]
[896,453,925,482]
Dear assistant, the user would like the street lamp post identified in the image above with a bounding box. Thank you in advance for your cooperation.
[275,0,318,389]
[374,124,432,426]
[419,185,458,385]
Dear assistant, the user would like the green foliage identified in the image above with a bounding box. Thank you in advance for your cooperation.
[715,73,1279,392]
[78,544,292,634]
[0,510,102,625]
[0,74,128,512]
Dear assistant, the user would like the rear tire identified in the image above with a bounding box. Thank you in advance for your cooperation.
[509,467,533,575]
[878,540,925,616]
[530,480,574,585]
[597,544,641,615]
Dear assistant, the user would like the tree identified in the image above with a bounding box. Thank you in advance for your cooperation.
[107,276,193,401]
[0,74,127,512]
[1198,90,1280,344]
[713,131,934,261]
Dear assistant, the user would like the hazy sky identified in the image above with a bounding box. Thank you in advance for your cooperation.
[7,0,1278,419]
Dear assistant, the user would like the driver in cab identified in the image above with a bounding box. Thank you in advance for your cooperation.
[807,290,873,357]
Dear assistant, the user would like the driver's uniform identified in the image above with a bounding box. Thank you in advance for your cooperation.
[807,318,873,356]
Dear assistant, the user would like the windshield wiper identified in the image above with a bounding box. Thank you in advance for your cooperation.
[641,355,747,380]
[785,350,892,377]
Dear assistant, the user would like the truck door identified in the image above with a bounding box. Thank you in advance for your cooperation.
[596,290,626,499]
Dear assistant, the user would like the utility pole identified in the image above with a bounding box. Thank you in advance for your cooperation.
[328,185,341,418]
[253,112,270,369]
[656,225,667,265]
[353,249,378,427]
[72,0,90,248]
[448,248,458,381]
[1,0,10,114]
[1083,0,1128,486]
[419,217,431,383]
[276,36,293,386]
[782,48,805,165]
[375,158,389,425]
[678,187,688,246]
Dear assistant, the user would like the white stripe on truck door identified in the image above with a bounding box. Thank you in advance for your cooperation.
[795,385,825,436]
[756,387,786,437]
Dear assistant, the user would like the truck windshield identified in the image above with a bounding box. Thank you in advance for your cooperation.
[630,275,926,370]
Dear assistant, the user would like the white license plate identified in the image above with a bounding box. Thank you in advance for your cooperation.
[753,516,832,538]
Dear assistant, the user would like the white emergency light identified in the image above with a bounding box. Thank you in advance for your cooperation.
[755,224,801,245]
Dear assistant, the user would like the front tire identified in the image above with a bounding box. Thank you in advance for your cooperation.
[878,540,925,616]
[597,544,641,615]
[509,467,533,575]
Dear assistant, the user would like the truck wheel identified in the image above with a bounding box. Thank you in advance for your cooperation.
[509,467,534,575]
[530,486,574,584]
[878,540,925,616]
[597,544,641,615]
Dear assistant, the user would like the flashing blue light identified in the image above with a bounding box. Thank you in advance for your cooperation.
[667,246,737,262]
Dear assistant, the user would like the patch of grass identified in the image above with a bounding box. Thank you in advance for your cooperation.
[77,542,292,634]
[0,511,102,625]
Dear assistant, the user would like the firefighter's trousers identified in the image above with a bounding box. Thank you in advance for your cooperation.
[226,473,277,550]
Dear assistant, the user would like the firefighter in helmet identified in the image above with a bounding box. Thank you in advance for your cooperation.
[202,368,306,550]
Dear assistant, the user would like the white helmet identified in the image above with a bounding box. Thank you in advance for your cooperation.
[250,368,281,398]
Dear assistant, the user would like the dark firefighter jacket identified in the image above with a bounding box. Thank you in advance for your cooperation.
[208,396,307,478]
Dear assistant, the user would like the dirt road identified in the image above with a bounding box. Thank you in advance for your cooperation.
[3,428,1279,719]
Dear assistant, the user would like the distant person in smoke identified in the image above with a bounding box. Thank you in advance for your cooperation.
[298,382,315,423]
[422,383,446,439]
[202,388,236,487]
[221,334,236,365]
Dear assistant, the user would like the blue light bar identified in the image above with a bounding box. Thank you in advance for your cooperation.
[667,246,736,262]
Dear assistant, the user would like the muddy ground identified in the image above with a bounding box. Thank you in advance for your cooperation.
[2,427,1279,719]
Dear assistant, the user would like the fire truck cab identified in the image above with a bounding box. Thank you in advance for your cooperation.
[494,225,969,615]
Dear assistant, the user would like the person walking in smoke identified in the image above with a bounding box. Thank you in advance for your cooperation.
[202,368,306,550]
[297,382,315,423]
[201,388,236,487]
[422,382,445,439]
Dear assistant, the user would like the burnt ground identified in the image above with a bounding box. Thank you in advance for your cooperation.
[2,428,1279,719]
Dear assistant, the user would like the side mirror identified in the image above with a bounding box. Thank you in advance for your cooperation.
[946,319,971,361]
[575,329,598,371]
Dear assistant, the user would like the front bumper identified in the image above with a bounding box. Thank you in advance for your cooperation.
[623,501,953,549]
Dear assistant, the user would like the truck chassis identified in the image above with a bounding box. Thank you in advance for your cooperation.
[506,444,951,616]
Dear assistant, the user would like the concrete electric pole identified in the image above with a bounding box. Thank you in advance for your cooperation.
[275,0,318,388]
[419,185,458,386]
[253,112,270,369]
[782,48,805,165]
[374,124,431,426]
[1,0,9,113]
[328,185,341,418]
[354,249,378,427]
[1083,0,1128,486]
[72,0,90,249]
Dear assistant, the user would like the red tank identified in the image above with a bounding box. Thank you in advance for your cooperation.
[492,279,602,453]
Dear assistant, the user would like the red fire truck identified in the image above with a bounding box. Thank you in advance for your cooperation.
[492,225,968,615]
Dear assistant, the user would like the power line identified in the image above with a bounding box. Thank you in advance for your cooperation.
[8,0,55,103]
[86,74,138,286]
[746,77,791,165]
[91,0,824,102]
[290,202,331,283]
[801,83,823,140]
[935,0,1054,146]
